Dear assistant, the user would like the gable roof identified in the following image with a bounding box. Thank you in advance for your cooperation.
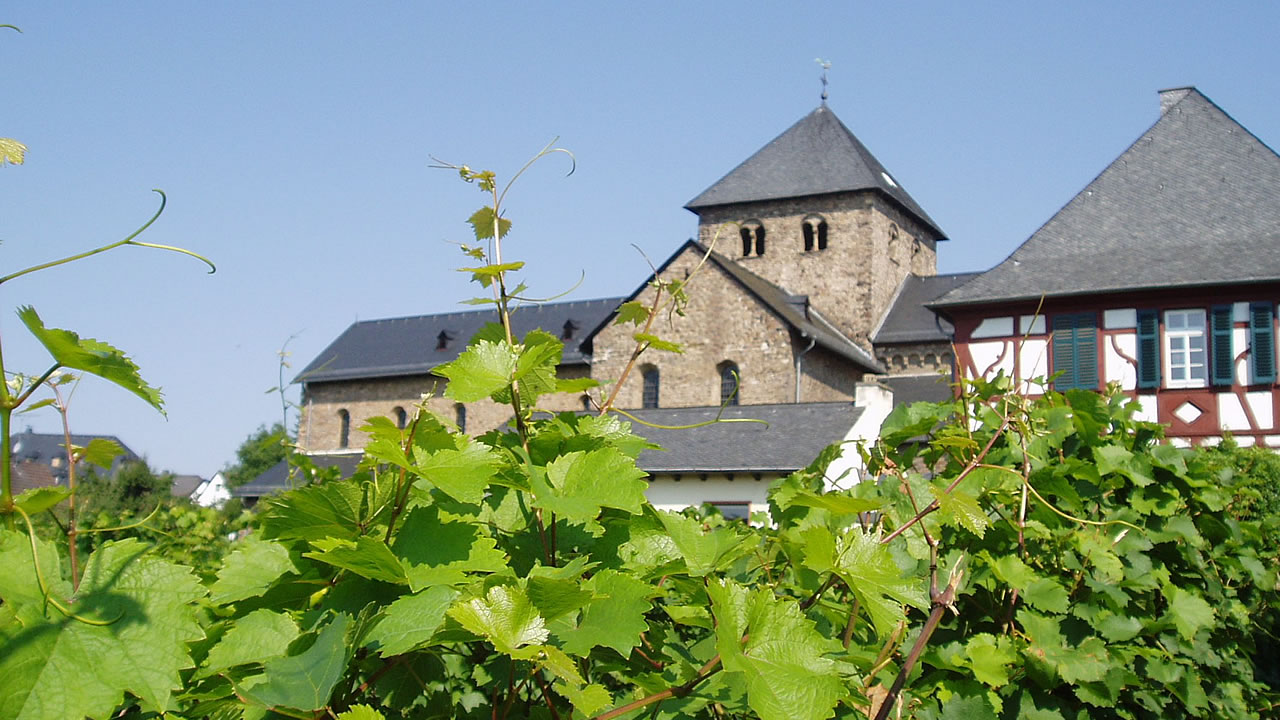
[685,105,946,240]
[934,88,1280,309]
[229,454,362,498]
[582,240,884,374]
[629,402,864,473]
[9,430,140,484]
[873,272,980,344]
[297,297,623,384]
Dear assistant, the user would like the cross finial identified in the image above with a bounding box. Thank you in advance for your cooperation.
[816,58,831,104]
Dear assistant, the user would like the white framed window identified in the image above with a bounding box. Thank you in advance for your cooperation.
[1164,309,1207,388]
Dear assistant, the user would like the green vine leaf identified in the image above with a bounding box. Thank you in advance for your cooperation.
[363,585,457,657]
[239,613,353,712]
[719,586,846,720]
[208,538,300,604]
[0,536,206,720]
[306,536,408,584]
[531,447,648,529]
[12,486,71,515]
[392,505,508,590]
[559,570,651,657]
[656,510,747,576]
[448,584,548,658]
[198,609,300,677]
[931,485,989,538]
[413,438,501,505]
[17,306,164,413]
[613,301,650,326]
[633,332,683,353]
[0,138,26,166]
[467,206,511,241]
[433,339,517,402]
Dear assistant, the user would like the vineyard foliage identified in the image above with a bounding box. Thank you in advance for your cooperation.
[0,153,1277,720]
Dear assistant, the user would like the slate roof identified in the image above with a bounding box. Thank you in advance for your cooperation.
[582,240,884,374]
[874,273,980,344]
[934,88,1280,309]
[9,430,140,484]
[297,297,623,384]
[628,402,864,474]
[229,454,362,498]
[879,374,954,407]
[685,105,946,240]
[169,474,204,498]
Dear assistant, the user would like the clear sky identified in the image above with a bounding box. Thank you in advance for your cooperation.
[2,3,1278,476]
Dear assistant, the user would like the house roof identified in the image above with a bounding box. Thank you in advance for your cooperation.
[873,272,980,344]
[685,105,946,240]
[582,240,884,374]
[934,88,1280,309]
[9,430,140,483]
[879,374,954,407]
[10,430,139,465]
[297,297,623,384]
[628,402,864,474]
[169,474,204,498]
[12,461,56,496]
[229,454,362,498]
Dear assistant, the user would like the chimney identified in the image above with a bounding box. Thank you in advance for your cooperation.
[1159,87,1194,115]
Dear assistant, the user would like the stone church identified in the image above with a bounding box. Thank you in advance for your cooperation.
[239,103,966,512]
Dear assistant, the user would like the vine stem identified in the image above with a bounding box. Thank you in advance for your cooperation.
[0,191,214,286]
[879,415,1013,546]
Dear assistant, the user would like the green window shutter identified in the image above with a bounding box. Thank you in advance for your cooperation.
[1052,315,1077,390]
[1250,302,1276,384]
[1211,305,1234,387]
[1052,313,1098,391]
[1136,309,1160,389]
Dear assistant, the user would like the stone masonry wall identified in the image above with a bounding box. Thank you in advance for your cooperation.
[695,191,937,349]
[589,246,800,409]
[299,365,592,452]
[874,340,955,376]
[797,344,862,403]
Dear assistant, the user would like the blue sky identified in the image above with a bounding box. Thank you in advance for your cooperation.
[2,3,1279,476]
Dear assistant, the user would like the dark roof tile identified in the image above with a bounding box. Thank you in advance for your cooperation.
[686,106,945,240]
[629,402,863,473]
[874,273,980,344]
[935,88,1280,308]
[297,298,623,384]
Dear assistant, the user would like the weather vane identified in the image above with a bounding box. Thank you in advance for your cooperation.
[816,58,831,104]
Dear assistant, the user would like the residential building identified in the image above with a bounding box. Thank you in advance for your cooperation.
[932,88,1280,448]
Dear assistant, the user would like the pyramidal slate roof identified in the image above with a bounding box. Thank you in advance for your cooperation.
[935,88,1280,308]
[297,297,623,384]
[685,105,946,240]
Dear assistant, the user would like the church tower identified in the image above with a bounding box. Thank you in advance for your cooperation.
[685,105,946,348]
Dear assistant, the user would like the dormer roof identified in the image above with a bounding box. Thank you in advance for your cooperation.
[685,105,946,240]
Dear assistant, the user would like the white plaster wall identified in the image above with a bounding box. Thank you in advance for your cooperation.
[970,340,1014,380]
[1133,395,1158,423]
[1246,391,1274,430]
[1018,338,1049,392]
[646,475,773,516]
[1105,332,1137,391]
[825,382,896,489]
[1233,327,1249,385]
[1219,394,1250,432]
